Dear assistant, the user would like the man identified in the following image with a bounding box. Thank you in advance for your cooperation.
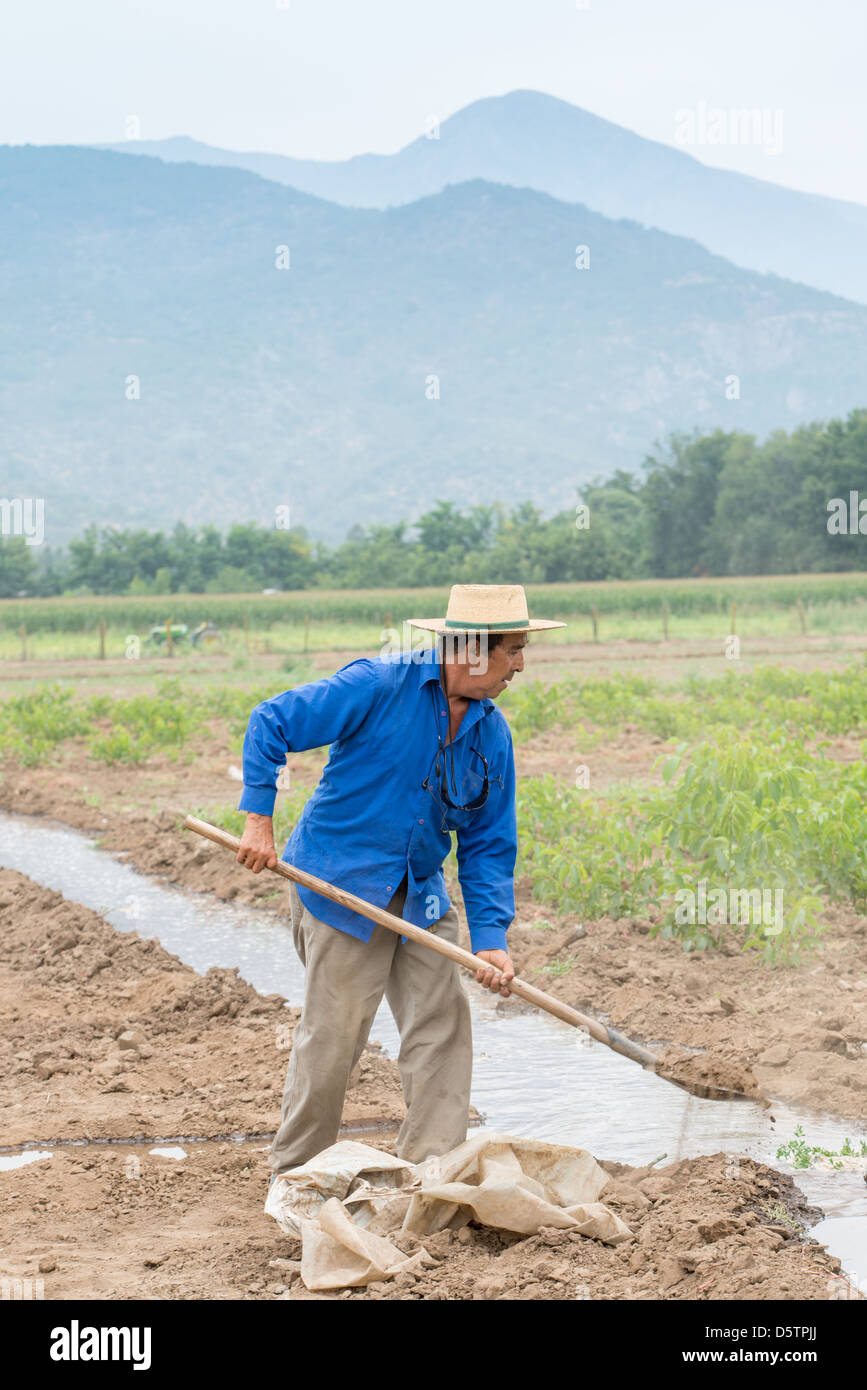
[235,583,565,1176]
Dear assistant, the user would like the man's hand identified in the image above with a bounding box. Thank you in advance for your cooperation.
[474,949,515,998]
[236,812,278,874]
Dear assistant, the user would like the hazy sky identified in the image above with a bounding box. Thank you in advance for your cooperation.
[2,0,865,205]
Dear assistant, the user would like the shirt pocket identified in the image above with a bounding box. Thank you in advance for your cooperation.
[444,805,483,832]
[442,760,505,831]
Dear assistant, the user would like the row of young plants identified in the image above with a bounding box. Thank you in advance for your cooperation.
[0,679,281,766]
[503,662,867,743]
[2,659,866,768]
[516,733,867,963]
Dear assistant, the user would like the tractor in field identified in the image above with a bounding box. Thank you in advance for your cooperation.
[146,620,224,652]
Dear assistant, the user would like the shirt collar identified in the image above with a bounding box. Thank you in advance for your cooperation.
[419,654,443,687]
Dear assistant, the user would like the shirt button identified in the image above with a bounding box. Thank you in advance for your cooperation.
[387,884,392,891]
[419,819,424,825]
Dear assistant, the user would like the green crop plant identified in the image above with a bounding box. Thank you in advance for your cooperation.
[501,660,867,749]
[517,726,867,962]
[776,1125,867,1170]
[501,681,577,742]
[539,958,577,977]
[84,676,316,765]
[0,674,314,767]
[88,728,150,765]
[0,685,92,764]
[517,777,663,922]
[644,740,832,959]
[86,679,200,764]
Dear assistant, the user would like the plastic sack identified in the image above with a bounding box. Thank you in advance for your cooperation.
[265,1132,632,1290]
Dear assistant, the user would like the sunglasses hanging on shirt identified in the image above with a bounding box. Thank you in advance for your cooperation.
[421,678,502,830]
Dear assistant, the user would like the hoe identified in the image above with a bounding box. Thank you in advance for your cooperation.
[185,815,757,1104]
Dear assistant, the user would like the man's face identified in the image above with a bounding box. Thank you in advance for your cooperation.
[463,633,528,698]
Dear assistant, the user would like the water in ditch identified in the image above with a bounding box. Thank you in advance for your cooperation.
[0,810,864,1289]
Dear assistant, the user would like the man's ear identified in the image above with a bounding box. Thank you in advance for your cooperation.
[468,633,486,670]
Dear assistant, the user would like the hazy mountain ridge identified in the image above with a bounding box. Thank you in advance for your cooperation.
[94,89,867,305]
[1,144,865,542]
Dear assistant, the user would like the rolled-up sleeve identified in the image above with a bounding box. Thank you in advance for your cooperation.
[455,732,517,954]
[238,658,382,817]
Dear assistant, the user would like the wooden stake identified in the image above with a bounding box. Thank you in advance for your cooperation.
[98,617,106,660]
[19,623,27,661]
[662,601,669,641]
[590,606,599,643]
[165,618,175,657]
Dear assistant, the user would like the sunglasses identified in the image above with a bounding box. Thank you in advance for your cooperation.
[421,674,497,829]
[423,738,491,813]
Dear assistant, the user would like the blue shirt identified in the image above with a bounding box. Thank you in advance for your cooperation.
[237,651,517,954]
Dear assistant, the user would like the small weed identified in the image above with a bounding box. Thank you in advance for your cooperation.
[756,1198,803,1232]
[539,957,576,977]
[776,1124,867,1170]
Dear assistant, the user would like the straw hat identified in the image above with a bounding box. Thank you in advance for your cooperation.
[408,584,566,634]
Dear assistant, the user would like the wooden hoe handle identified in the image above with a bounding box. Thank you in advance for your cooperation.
[184,814,660,1068]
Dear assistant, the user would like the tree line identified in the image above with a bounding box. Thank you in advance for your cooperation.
[2,413,866,598]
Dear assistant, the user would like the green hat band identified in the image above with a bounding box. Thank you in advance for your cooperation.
[444,618,530,631]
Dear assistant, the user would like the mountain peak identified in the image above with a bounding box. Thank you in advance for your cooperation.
[89,89,867,303]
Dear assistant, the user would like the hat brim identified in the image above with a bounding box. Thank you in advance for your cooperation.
[407,618,567,633]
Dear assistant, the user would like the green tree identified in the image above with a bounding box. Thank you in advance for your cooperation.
[0,537,38,597]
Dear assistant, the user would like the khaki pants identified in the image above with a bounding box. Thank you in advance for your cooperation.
[270,878,473,1173]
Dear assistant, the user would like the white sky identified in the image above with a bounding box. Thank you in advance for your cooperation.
[2,0,865,205]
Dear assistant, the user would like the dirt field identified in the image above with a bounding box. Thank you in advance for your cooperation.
[0,869,849,1302]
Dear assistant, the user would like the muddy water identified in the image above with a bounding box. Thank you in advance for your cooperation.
[0,1149,53,1171]
[1,811,865,1284]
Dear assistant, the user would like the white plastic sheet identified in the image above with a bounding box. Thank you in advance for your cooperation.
[265,1133,632,1290]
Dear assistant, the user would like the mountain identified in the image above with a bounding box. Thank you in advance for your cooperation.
[95,90,867,306]
[1,145,866,543]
